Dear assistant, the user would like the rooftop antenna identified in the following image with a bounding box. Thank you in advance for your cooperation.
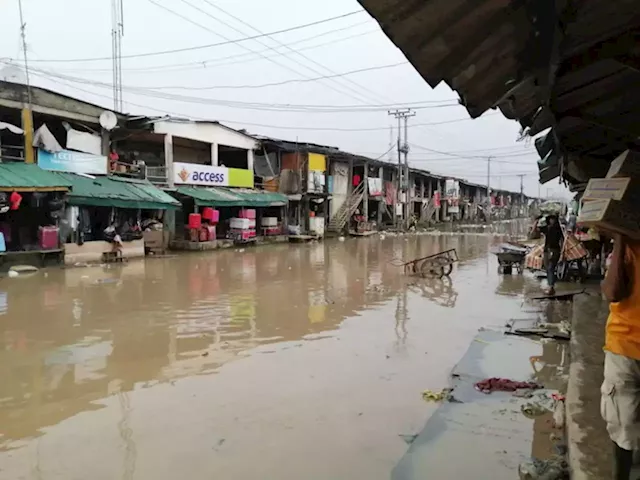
[17,0,34,163]
[111,0,124,112]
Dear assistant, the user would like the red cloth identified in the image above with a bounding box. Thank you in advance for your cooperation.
[433,191,441,208]
[353,174,361,186]
[9,192,22,210]
[474,377,540,394]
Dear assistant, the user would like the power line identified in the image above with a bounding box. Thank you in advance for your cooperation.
[9,61,466,113]
[173,0,381,104]
[49,22,375,74]
[196,0,394,105]
[25,70,488,132]
[26,9,366,63]
[125,62,408,90]
[149,0,374,105]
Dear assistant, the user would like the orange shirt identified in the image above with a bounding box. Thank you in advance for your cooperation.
[605,242,640,360]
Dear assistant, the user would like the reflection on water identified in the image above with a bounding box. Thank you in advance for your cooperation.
[0,222,531,479]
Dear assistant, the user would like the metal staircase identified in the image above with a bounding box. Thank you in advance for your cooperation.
[328,181,365,233]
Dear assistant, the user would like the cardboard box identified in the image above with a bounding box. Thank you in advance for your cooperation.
[582,177,640,204]
[577,199,640,239]
[607,150,640,178]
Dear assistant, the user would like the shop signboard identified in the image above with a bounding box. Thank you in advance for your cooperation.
[38,148,107,175]
[173,162,254,188]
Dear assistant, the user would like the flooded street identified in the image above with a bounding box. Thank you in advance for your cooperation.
[0,228,551,480]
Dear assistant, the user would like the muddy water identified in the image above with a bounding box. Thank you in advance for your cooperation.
[0,229,530,480]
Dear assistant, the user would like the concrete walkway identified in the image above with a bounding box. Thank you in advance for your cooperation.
[566,289,612,479]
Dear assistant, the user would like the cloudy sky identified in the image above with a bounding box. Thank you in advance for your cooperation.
[0,0,567,197]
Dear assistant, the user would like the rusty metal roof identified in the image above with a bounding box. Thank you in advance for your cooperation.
[359,0,640,185]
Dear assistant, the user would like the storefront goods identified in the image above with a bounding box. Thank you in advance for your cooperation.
[261,217,278,227]
[230,218,251,230]
[583,177,639,203]
[606,150,640,178]
[38,226,59,250]
[188,213,202,230]
[577,198,640,239]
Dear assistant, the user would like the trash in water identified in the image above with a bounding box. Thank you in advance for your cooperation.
[553,401,565,429]
[521,402,551,418]
[474,378,540,394]
[399,434,418,445]
[518,457,568,480]
[422,388,454,402]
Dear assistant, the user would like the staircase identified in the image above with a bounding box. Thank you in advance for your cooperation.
[421,197,437,223]
[328,181,365,233]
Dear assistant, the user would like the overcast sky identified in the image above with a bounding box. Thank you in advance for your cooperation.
[0,0,568,197]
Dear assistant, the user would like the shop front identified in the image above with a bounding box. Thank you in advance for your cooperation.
[0,162,71,268]
[170,162,288,249]
[56,173,180,265]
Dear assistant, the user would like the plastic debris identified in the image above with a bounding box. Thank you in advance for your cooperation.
[521,402,551,418]
[422,388,454,402]
[518,457,568,480]
[553,400,565,429]
[474,378,540,394]
[399,434,418,445]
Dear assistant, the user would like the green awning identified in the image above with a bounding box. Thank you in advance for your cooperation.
[0,162,71,192]
[58,174,181,210]
[175,186,288,207]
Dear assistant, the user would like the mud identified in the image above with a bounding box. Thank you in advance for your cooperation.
[0,223,555,480]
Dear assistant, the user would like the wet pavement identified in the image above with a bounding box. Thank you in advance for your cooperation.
[0,225,566,479]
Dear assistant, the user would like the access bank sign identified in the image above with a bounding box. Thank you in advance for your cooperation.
[173,162,253,188]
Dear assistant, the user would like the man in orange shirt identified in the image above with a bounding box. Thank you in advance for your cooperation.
[601,233,640,480]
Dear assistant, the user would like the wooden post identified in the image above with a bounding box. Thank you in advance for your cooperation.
[363,162,369,220]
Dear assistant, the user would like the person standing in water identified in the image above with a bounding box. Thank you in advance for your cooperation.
[601,233,640,480]
[537,214,564,295]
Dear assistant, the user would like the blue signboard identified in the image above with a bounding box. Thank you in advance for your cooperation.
[38,149,107,175]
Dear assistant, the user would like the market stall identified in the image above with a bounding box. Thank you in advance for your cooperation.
[0,162,71,268]
[58,174,180,264]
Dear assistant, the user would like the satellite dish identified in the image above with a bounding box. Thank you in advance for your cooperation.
[99,111,118,131]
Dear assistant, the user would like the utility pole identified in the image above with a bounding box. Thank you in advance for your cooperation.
[111,0,125,111]
[388,109,415,229]
[486,156,492,223]
[519,174,525,218]
[17,0,34,163]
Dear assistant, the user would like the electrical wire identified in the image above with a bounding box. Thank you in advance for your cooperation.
[6,61,466,113]
[49,22,376,74]
[116,62,408,90]
[26,10,366,63]
[195,0,395,105]
[166,0,378,105]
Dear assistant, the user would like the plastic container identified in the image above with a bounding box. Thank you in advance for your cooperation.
[188,213,202,229]
[239,209,256,220]
[261,217,278,227]
[210,209,220,224]
[248,219,256,229]
[39,226,59,250]
[0,232,6,252]
[205,225,216,241]
[201,207,215,222]
[230,218,250,230]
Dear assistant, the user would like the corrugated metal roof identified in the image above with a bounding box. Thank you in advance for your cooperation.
[0,162,71,191]
[59,174,180,210]
[175,187,288,207]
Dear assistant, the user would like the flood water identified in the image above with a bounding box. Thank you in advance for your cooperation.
[0,226,532,480]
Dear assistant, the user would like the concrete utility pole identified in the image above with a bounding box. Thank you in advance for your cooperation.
[388,109,416,229]
[518,174,524,217]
